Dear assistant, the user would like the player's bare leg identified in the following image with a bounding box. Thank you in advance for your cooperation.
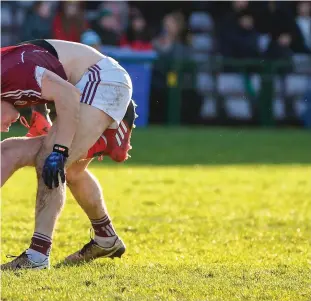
[1,137,124,246]
[1,141,125,267]
[65,159,125,263]
[1,104,114,270]
[1,136,44,187]
[67,159,106,219]
[1,139,125,267]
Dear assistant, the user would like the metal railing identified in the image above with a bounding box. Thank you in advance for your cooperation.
[165,56,311,126]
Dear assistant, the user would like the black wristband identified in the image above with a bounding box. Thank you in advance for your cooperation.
[53,144,69,157]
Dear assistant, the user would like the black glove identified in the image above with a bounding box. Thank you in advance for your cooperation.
[42,144,69,189]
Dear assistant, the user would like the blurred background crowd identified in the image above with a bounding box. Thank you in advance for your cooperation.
[2,1,311,127]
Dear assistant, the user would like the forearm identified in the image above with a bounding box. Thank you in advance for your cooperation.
[54,89,80,149]
[38,69,81,188]
[41,69,81,150]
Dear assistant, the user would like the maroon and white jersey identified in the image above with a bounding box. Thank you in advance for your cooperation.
[1,44,67,108]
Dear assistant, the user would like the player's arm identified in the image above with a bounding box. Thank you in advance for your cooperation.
[41,69,80,150]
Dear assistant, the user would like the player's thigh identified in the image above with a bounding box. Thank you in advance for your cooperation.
[1,136,44,187]
[37,81,131,167]
[36,102,113,168]
[67,82,132,165]
[91,83,132,129]
[1,136,44,167]
[66,103,113,165]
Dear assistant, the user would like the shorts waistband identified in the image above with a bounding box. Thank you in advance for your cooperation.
[91,57,126,73]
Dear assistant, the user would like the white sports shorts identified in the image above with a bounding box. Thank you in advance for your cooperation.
[75,57,133,126]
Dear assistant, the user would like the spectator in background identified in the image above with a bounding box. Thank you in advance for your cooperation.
[81,30,102,51]
[52,1,87,42]
[254,2,295,59]
[153,11,189,55]
[294,1,311,53]
[149,12,190,124]
[91,9,121,46]
[120,8,152,51]
[231,0,249,13]
[20,1,53,41]
[217,1,260,60]
[100,1,129,33]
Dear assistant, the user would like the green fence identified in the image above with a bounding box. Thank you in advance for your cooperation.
[165,57,310,126]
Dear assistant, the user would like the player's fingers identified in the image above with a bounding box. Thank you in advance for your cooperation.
[47,170,54,189]
[43,169,53,189]
[54,169,60,188]
[60,168,66,184]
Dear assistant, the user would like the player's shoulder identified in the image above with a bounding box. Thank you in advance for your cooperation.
[1,45,29,72]
[1,54,40,94]
[1,44,28,60]
[1,45,18,54]
[2,57,35,79]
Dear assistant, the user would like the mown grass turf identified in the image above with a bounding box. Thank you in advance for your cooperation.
[1,126,310,301]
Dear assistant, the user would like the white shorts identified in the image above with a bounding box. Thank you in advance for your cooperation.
[75,57,133,126]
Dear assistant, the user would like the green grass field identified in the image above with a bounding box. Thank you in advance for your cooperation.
[1,126,310,301]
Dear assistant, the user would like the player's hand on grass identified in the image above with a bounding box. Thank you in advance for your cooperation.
[42,144,68,189]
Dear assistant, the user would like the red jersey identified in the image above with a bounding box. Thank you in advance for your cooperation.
[1,44,67,108]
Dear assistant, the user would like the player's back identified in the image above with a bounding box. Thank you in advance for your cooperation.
[1,44,67,107]
[46,40,107,85]
[1,44,64,75]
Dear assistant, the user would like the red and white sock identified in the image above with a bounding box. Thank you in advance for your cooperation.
[91,216,118,248]
[27,232,52,263]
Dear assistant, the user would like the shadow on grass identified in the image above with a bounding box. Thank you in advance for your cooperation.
[2,125,310,166]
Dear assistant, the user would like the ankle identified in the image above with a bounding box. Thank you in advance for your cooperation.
[91,216,118,247]
[29,232,52,257]
[94,235,118,248]
[26,248,49,263]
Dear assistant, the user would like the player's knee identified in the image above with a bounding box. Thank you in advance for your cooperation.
[66,166,84,185]
[66,159,91,185]
[66,170,77,185]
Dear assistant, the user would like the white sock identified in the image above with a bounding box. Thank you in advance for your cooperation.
[26,248,49,263]
[94,235,118,248]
